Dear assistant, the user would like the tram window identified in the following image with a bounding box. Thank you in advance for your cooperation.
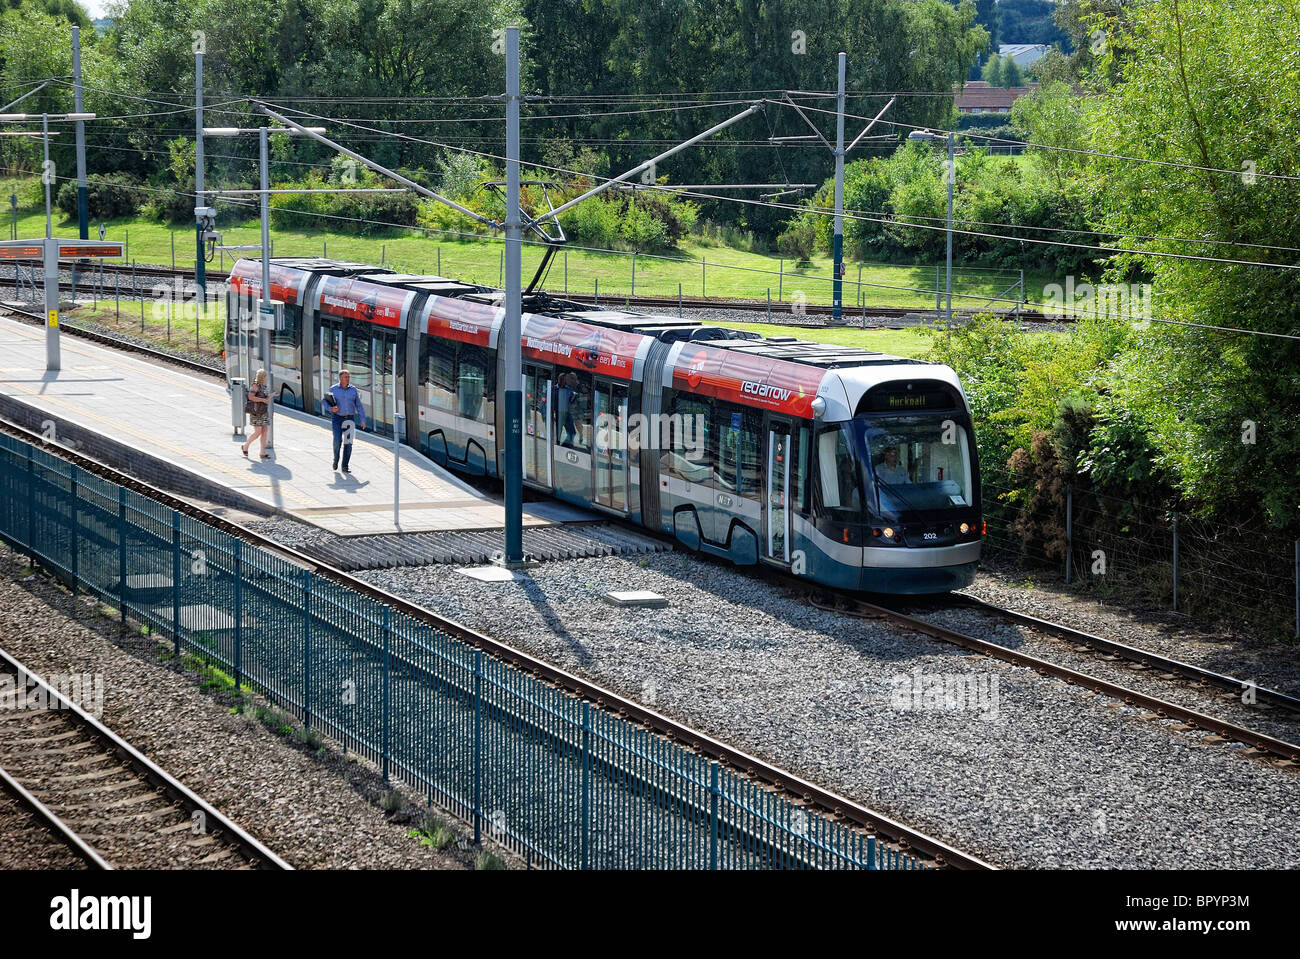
[270,309,298,367]
[716,403,740,493]
[422,336,456,413]
[818,425,862,512]
[556,369,592,451]
[738,408,761,496]
[458,344,494,422]
[793,425,809,512]
[663,394,714,485]
[344,330,371,390]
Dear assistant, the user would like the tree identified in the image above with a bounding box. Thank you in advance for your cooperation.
[982,53,1004,85]
[1085,0,1300,527]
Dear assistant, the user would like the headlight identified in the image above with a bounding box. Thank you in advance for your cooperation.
[882,527,895,539]
[960,522,970,534]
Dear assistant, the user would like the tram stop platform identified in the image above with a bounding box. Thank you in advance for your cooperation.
[0,315,594,536]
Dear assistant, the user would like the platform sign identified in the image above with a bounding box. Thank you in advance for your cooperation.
[1,237,123,374]
[56,242,123,260]
[0,244,43,259]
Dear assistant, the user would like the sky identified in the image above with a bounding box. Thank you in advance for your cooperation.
[75,0,110,20]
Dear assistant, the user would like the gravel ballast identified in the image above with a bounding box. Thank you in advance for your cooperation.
[359,551,1300,869]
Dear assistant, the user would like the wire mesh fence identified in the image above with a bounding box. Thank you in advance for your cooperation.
[0,432,923,870]
[981,467,1300,638]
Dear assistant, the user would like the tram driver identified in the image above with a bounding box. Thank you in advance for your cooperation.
[875,446,911,484]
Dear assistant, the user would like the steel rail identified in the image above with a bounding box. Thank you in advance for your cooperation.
[816,592,1300,765]
[0,646,293,870]
[0,763,112,869]
[949,593,1300,715]
[0,415,990,870]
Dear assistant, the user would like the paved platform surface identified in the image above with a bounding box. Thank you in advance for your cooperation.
[0,316,593,535]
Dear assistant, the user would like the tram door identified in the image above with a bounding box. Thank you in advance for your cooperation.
[523,362,552,487]
[369,330,402,438]
[765,421,791,563]
[593,380,629,511]
[318,325,343,414]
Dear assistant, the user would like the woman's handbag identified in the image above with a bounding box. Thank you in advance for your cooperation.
[245,386,261,415]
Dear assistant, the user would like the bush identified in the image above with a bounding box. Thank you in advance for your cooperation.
[269,168,419,235]
[55,172,146,220]
[776,215,815,264]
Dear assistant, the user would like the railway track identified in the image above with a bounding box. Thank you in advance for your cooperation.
[0,415,989,870]
[0,303,223,378]
[2,260,1051,323]
[0,645,292,870]
[811,589,1300,768]
[0,763,109,869]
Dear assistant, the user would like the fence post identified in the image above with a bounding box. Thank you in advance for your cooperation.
[857,263,863,308]
[678,283,682,317]
[381,606,391,781]
[437,246,441,274]
[778,258,783,300]
[767,288,771,322]
[381,243,385,266]
[232,539,242,686]
[68,465,78,592]
[594,278,599,306]
[25,446,34,565]
[499,249,503,287]
[708,761,719,870]
[170,230,175,268]
[936,265,941,311]
[171,511,180,656]
[564,249,568,293]
[114,273,119,319]
[581,701,591,870]
[631,251,636,296]
[472,649,482,844]
[1018,268,1025,321]
[1064,486,1073,584]
[701,257,706,298]
[866,834,877,870]
[303,569,312,728]
[1172,512,1179,612]
[117,486,127,625]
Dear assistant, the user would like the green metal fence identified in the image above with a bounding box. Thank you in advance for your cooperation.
[0,432,923,870]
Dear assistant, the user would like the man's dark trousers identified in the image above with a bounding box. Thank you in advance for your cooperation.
[332,414,356,470]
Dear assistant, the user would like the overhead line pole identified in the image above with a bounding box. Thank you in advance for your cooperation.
[195,43,205,319]
[72,28,87,241]
[833,52,846,322]
[503,25,523,565]
[771,79,893,324]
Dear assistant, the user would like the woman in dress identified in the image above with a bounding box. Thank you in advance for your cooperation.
[241,369,271,459]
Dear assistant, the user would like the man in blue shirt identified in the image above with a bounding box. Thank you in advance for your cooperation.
[327,369,367,473]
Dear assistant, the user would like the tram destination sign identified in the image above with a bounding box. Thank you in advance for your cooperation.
[0,240,123,260]
[863,386,957,412]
